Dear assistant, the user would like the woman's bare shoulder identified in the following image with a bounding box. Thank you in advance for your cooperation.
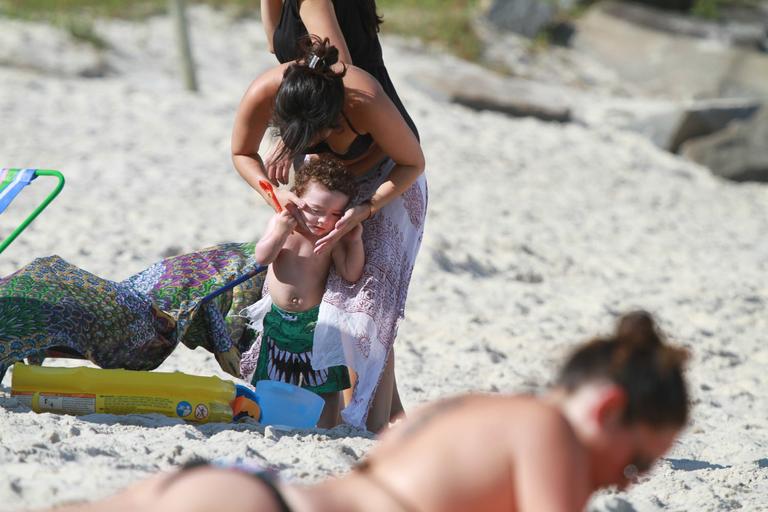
[343,65,380,89]
[506,395,575,441]
[342,66,384,107]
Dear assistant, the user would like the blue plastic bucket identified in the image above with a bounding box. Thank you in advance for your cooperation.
[254,380,325,428]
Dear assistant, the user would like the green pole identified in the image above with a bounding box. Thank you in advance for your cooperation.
[0,169,65,255]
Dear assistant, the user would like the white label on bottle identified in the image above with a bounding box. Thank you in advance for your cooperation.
[38,394,96,415]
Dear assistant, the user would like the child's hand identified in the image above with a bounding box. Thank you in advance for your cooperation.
[274,209,298,235]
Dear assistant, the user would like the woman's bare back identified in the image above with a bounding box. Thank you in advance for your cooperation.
[314,394,592,512]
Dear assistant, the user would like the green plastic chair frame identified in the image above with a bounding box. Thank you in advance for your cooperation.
[0,168,65,254]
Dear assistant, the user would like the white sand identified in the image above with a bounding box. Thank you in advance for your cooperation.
[1,7,767,511]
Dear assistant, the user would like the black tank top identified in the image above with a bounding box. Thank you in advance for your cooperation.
[272,0,419,145]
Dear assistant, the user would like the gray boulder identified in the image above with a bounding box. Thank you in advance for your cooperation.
[668,99,761,152]
[573,2,768,100]
[410,65,572,123]
[600,1,768,52]
[681,106,768,182]
[484,0,577,39]
[588,98,761,152]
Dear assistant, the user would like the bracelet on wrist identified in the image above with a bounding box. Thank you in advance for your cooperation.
[365,200,377,220]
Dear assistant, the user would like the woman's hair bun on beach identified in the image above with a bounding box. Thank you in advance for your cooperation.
[615,310,661,349]
[557,310,690,427]
[271,36,347,161]
[296,35,342,73]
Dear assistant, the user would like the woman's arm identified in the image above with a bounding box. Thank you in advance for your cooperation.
[261,0,283,53]
[315,74,425,254]
[231,65,289,204]
[351,73,425,214]
[299,0,353,64]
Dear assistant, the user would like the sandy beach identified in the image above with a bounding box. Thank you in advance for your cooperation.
[1,6,767,511]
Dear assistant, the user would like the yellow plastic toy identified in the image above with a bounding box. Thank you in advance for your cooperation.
[11,363,235,423]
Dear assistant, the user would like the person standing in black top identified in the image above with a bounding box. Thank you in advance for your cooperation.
[261,0,418,140]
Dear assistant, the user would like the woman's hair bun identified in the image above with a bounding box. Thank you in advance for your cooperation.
[556,310,690,427]
[615,310,662,350]
[297,35,341,73]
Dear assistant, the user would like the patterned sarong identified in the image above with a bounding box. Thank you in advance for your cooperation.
[315,159,428,427]
[0,243,266,380]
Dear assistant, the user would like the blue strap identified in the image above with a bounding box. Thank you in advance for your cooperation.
[199,264,269,305]
[0,168,37,214]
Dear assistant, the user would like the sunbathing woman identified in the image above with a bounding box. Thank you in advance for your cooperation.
[259,0,416,427]
[44,310,690,512]
[232,33,426,432]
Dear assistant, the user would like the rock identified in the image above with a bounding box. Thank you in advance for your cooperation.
[720,50,768,99]
[623,0,693,10]
[681,107,768,182]
[572,2,768,100]
[600,1,768,52]
[574,96,761,152]
[410,64,572,122]
[668,98,761,152]
[472,16,631,94]
[613,100,687,150]
[571,95,762,163]
[483,0,577,39]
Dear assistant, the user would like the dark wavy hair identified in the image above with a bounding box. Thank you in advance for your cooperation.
[271,36,346,163]
[557,311,690,427]
[360,0,383,37]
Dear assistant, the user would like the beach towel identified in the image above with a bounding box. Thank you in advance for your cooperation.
[0,243,266,380]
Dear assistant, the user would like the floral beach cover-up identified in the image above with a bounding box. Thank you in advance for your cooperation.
[317,159,427,427]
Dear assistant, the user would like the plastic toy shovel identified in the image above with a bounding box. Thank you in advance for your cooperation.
[258,180,282,213]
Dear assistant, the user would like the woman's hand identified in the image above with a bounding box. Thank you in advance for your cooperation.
[275,187,304,211]
[264,141,292,185]
[314,203,369,254]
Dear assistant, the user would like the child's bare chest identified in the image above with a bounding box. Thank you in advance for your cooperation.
[274,234,332,278]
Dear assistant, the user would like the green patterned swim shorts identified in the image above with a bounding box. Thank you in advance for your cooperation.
[251,304,350,395]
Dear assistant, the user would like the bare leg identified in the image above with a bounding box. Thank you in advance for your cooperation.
[317,391,341,429]
[389,368,405,421]
[365,350,395,433]
[343,355,403,424]
[343,367,357,407]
